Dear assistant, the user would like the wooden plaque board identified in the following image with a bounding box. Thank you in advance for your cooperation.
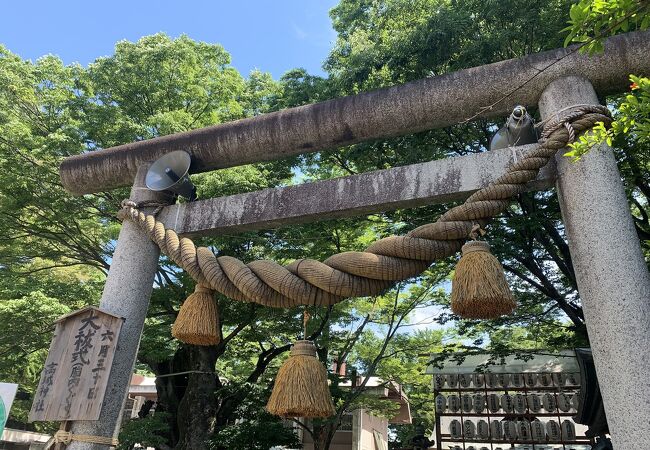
[29,307,123,421]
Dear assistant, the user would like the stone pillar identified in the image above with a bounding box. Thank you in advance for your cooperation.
[67,166,171,449]
[538,76,650,447]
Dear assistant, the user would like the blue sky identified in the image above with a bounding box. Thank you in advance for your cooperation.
[0,0,339,78]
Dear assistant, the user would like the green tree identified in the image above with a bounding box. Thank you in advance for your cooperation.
[318,0,648,337]
[291,282,447,450]
[78,34,311,450]
[1,32,441,450]
[0,34,304,449]
[563,0,650,53]
[0,45,107,432]
[315,0,591,340]
[208,384,301,450]
[309,3,649,442]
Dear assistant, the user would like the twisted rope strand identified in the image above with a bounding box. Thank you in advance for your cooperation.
[53,430,118,446]
[120,105,610,308]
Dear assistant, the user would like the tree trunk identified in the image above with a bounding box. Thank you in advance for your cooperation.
[175,345,218,450]
[146,346,193,447]
[312,422,337,450]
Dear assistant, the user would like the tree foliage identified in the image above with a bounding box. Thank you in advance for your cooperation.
[563,0,650,53]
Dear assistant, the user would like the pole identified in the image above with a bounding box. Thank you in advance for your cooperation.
[538,76,650,448]
[67,166,170,449]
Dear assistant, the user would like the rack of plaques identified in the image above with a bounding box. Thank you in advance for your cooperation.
[429,351,594,450]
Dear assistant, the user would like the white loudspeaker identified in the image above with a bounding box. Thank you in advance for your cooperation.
[145,150,197,201]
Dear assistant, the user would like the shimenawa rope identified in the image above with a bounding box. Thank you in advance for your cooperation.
[118,105,610,309]
[53,430,118,447]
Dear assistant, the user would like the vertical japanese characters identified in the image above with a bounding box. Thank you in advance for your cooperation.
[29,307,123,422]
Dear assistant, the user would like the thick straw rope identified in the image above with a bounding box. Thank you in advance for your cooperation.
[53,430,118,446]
[119,105,610,308]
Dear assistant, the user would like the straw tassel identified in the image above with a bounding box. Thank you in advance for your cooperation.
[172,284,220,346]
[266,340,336,418]
[451,241,515,319]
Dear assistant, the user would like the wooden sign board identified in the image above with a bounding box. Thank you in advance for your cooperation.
[29,307,123,422]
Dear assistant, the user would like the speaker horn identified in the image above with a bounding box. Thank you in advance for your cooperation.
[490,105,538,151]
[145,150,197,201]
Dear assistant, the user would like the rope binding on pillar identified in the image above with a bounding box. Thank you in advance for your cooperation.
[53,430,119,447]
[117,104,611,346]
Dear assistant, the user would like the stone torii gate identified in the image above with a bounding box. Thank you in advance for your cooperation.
[58,31,650,449]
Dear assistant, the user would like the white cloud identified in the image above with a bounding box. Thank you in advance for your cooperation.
[291,22,308,40]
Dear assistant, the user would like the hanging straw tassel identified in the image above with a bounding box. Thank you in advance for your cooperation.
[172,284,220,346]
[266,340,336,418]
[451,240,515,319]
